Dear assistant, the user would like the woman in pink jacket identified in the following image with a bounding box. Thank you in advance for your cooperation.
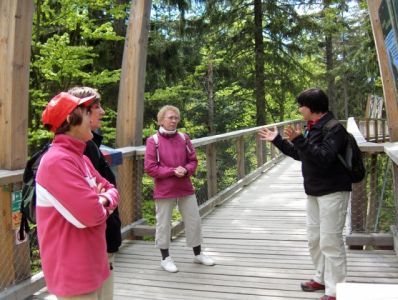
[144,105,215,273]
[36,92,119,299]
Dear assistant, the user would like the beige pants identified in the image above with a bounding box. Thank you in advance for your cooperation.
[155,194,203,249]
[307,191,350,297]
[57,253,114,300]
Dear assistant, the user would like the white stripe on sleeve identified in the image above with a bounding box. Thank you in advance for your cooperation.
[36,183,87,228]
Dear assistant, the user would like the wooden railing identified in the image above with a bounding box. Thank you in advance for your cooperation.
[0,118,396,299]
[344,118,393,247]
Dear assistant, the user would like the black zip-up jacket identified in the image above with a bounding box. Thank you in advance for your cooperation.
[85,131,122,253]
[272,112,351,196]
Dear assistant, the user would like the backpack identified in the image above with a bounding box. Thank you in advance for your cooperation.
[152,132,191,163]
[323,119,365,183]
[19,143,51,240]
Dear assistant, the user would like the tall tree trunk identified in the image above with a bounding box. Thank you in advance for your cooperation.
[325,33,337,117]
[206,57,215,135]
[323,0,337,117]
[343,76,348,119]
[254,0,266,125]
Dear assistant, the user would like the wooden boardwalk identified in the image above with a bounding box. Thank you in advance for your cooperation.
[34,158,398,300]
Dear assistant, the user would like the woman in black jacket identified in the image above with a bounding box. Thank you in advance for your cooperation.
[258,88,351,300]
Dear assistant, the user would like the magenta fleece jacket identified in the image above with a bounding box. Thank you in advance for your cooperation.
[36,134,119,297]
[144,131,198,199]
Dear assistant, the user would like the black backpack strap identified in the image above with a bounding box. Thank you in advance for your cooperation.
[18,213,29,241]
[322,119,349,169]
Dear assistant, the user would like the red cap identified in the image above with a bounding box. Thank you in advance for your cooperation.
[42,92,96,132]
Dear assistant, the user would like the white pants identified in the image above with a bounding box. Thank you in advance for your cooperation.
[155,194,203,249]
[307,191,350,297]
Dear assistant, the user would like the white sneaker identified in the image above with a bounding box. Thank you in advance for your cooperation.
[161,256,178,273]
[194,254,215,266]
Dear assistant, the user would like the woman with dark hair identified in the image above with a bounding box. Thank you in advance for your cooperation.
[36,92,120,299]
[259,88,351,300]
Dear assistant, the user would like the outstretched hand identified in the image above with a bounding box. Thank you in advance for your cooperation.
[284,124,302,141]
[258,126,278,141]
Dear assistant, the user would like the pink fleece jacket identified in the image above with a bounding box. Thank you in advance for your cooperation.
[144,131,198,199]
[36,134,119,297]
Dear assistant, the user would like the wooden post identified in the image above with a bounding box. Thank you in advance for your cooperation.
[350,179,367,232]
[115,0,151,229]
[368,0,398,255]
[374,119,379,143]
[0,0,33,290]
[0,0,33,169]
[206,144,217,198]
[366,155,378,232]
[237,137,245,179]
[366,119,370,141]
[256,134,264,167]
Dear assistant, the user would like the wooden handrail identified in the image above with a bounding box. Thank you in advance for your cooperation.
[0,119,301,185]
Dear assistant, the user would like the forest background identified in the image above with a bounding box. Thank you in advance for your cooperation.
[29,0,382,151]
[28,0,387,225]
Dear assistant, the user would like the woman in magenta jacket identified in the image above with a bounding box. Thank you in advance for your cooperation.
[36,92,119,299]
[144,105,215,273]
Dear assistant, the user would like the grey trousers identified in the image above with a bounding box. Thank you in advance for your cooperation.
[155,194,203,249]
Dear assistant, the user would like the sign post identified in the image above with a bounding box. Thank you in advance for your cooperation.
[368,0,398,256]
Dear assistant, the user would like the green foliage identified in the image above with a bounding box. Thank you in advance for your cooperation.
[32,33,96,88]
[29,0,126,152]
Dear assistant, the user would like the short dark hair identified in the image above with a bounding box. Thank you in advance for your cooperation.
[296,88,329,113]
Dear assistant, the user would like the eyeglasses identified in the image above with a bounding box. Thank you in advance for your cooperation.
[164,116,180,121]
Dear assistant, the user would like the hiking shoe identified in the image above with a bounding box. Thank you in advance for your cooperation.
[160,257,178,273]
[320,296,336,300]
[194,254,215,266]
[300,280,325,292]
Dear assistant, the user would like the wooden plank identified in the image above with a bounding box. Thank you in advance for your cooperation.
[346,233,393,247]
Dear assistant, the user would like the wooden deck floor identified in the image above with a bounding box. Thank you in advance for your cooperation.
[35,158,398,300]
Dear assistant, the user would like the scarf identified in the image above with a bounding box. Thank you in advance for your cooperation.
[159,126,177,135]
